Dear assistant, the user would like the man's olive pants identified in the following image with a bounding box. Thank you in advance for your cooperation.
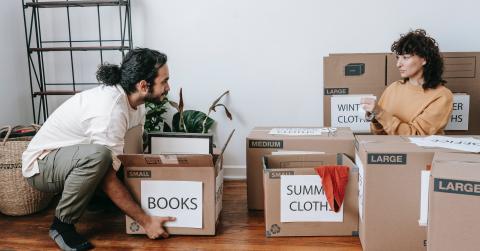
[27,144,112,224]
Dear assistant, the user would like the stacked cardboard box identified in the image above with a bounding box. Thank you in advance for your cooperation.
[263,153,358,237]
[325,52,479,133]
[323,53,388,131]
[246,127,355,210]
[355,135,478,251]
[427,152,480,251]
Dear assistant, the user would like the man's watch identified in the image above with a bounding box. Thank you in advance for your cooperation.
[365,111,376,122]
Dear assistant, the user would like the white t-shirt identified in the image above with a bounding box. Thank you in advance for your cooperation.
[22,85,145,178]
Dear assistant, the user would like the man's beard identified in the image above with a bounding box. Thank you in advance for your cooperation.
[145,91,167,104]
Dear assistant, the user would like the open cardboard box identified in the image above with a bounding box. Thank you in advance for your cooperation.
[263,153,359,237]
[246,127,355,210]
[119,130,234,235]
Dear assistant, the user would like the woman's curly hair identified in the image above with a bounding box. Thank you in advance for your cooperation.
[391,29,446,89]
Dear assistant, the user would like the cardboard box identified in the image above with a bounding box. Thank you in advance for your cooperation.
[355,135,475,251]
[427,152,480,251]
[323,53,387,127]
[119,153,224,235]
[385,53,399,85]
[119,130,233,235]
[443,52,480,134]
[246,127,355,210]
[324,53,387,88]
[263,153,358,237]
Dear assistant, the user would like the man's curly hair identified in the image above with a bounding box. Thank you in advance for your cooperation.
[391,29,446,89]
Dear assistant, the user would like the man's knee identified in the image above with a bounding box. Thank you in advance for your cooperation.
[90,144,112,160]
[84,145,113,174]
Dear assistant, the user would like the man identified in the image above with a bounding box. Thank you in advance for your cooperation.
[22,48,175,251]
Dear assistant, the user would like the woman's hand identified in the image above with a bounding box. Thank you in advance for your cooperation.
[360,97,377,113]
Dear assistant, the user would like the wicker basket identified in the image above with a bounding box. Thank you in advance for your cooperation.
[0,126,54,216]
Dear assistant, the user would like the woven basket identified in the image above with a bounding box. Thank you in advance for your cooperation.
[0,126,54,216]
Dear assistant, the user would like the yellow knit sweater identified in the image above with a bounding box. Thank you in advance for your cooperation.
[371,80,453,135]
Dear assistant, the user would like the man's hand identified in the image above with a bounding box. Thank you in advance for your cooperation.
[101,169,176,240]
[360,97,377,113]
[143,216,176,239]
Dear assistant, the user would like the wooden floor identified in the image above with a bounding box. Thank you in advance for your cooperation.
[0,180,361,250]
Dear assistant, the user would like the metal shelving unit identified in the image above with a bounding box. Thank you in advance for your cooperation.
[22,0,133,123]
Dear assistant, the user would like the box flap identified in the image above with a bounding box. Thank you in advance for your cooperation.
[355,135,407,144]
[118,154,213,167]
[264,153,337,170]
[218,129,235,159]
[248,127,354,140]
[214,129,235,169]
[357,135,480,154]
[263,153,357,171]
[124,125,144,154]
[431,152,480,181]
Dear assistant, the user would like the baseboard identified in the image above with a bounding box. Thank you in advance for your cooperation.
[223,165,246,180]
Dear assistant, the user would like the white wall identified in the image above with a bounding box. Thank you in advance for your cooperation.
[0,0,32,126]
[132,0,480,167]
[2,0,480,169]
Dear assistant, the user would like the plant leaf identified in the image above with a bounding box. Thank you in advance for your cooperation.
[172,112,184,132]
[163,122,172,132]
[144,99,169,133]
[179,88,184,113]
[178,88,188,132]
[172,110,215,133]
[214,104,233,120]
[209,90,229,112]
[169,101,179,112]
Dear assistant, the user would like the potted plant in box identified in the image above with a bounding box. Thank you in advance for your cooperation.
[143,88,232,151]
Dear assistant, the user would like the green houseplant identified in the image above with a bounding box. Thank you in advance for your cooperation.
[168,88,232,133]
[143,88,232,134]
[144,98,170,133]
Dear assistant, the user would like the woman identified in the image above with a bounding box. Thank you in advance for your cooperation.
[361,29,453,135]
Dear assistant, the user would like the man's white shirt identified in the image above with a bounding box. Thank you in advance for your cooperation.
[22,85,145,177]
